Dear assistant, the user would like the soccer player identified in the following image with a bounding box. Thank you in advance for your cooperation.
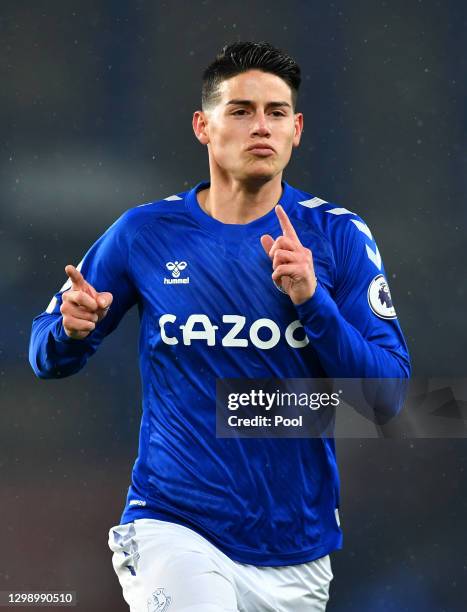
[29,41,411,611]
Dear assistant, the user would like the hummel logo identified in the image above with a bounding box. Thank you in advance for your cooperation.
[166,261,187,278]
[164,261,190,285]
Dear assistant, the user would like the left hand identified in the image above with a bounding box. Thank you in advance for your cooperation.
[260,205,317,305]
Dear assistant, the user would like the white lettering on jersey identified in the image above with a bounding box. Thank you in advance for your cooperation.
[249,318,281,350]
[285,319,309,348]
[181,314,218,346]
[159,314,309,350]
[222,315,248,347]
[159,314,178,345]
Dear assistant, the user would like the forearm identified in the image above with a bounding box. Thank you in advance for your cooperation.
[296,284,411,379]
[29,314,96,379]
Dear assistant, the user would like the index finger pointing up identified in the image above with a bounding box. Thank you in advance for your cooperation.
[65,264,86,289]
[275,204,301,244]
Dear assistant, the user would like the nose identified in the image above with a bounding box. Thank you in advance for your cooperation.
[251,111,272,137]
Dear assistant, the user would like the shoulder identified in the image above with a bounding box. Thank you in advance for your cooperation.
[106,187,190,242]
[286,184,374,249]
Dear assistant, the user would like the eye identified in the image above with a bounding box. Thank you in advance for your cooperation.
[232,109,248,115]
[271,111,286,117]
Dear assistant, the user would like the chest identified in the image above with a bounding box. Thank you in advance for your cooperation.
[131,224,335,320]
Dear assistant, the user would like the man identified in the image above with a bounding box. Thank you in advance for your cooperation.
[29,41,411,611]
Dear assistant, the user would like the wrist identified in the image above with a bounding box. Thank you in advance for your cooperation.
[292,278,318,306]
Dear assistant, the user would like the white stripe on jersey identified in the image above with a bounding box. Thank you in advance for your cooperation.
[326,207,355,216]
[297,196,328,208]
[351,219,373,240]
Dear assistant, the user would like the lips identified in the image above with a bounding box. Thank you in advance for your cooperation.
[247,144,275,156]
[247,144,275,152]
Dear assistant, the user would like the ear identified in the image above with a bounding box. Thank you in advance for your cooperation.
[292,112,304,148]
[193,110,210,145]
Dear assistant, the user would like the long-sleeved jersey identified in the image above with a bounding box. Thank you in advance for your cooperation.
[29,180,411,566]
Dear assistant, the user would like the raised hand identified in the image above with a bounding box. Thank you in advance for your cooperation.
[60,265,113,339]
[260,205,317,305]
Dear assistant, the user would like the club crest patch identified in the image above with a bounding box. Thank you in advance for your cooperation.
[147,587,171,611]
[367,274,397,319]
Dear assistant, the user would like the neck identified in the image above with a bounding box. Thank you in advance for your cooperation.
[197,173,284,225]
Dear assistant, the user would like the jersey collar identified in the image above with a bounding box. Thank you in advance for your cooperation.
[185,179,295,242]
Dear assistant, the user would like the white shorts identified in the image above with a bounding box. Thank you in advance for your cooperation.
[108,518,333,612]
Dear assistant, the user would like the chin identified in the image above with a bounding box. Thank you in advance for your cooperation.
[242,172,275,183]
[244,164,277,179]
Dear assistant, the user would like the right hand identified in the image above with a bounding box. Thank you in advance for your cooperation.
[60,265,113,339]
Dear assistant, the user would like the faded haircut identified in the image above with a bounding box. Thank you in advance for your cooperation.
[202,41,301,112]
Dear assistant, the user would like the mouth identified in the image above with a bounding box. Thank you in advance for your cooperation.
[246,146,275,157]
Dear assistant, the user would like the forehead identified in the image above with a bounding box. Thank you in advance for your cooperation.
[217,69,292,104]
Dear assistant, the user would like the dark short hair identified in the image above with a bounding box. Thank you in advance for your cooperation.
[202,41,301,112]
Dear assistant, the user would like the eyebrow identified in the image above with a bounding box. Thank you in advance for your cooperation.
[225,99,292,109]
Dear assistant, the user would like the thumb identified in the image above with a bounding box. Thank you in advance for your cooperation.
[96,292,113,310]
[260,234,274,258]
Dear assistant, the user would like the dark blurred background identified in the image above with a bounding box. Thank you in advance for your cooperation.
[1,1,466,610]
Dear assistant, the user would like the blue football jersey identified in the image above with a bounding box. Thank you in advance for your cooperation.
[29,180,410,566]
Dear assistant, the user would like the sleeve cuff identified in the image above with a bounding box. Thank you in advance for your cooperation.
[51,317,95,347]
[295,282,339,322]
